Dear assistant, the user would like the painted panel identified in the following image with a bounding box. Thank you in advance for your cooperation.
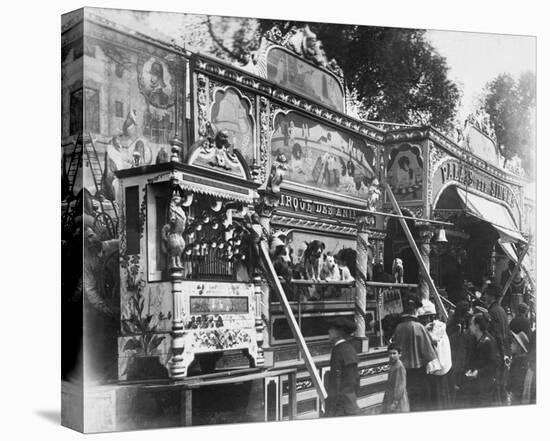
[190,296,249,314]
[386,143,424,201]
[211,88,255,164]
[83,21,185,177]
[271,112,375,198]
[267,47,344,112]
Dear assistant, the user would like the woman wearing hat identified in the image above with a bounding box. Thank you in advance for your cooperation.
[324,317,360,417]
[391,296,438,412]
[510,303,532,339]
[464,313,499,407]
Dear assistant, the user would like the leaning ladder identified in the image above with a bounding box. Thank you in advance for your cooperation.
[258,241,328,408]
[384,183,449,320]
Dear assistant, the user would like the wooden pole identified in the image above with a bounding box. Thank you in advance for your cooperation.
[355,218,369,338]
[384,183,448,321]
[259,241,328,404]
[499,242,530,304]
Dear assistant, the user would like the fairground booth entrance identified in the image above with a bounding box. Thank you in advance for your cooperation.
[61,10,535,432]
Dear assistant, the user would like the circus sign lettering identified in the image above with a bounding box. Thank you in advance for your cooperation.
[433,159,518,208]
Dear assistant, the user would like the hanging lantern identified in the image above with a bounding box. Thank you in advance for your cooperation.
[211,219,220,230]
[184,246,193,256]
[202,213,211,224]
[436,228,448,243]
[210,240,218,249]
[194,222,203,232]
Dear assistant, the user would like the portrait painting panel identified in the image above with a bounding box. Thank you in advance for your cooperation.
[386,144,423,201]
[137,56,175,109]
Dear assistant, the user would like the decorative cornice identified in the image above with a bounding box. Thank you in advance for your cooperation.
[384,128,430,143]
[271,214,356,236]
[385,126,527,187]
[427,129,525,186]
[193,55,385,143]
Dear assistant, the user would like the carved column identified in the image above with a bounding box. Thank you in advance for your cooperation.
[253,276,265,368]
[416,222,434,305]
[169,267,186,378]
[256,191,277,236]
[355,217,371,348]
[254,192,278,368]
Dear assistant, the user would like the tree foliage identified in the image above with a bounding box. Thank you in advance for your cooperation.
[174,17,461,132]
[481,72,535,177]
[257,21,461,131]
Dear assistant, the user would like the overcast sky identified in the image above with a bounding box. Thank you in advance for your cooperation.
[426,30,536,121]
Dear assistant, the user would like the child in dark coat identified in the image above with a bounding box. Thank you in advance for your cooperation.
[382,343,410,413]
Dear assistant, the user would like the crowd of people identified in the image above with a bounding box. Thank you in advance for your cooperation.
[322,278,536,418]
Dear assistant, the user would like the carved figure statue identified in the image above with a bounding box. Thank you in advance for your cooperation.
[266,153,288,198]
[301,26,327,66]
[365,178,381,211]
[161,194,187,269]
[209,129,233,170]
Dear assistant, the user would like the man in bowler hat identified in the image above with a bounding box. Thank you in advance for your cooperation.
[324,317,361,417]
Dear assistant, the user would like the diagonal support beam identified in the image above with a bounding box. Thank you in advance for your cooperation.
[384,183,448,321]
[499,241,530,304]
[258,240,327,405]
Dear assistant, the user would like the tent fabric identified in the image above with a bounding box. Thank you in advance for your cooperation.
[455,187,526,244]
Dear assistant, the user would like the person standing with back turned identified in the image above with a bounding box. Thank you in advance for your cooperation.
[324,317,361,417]
[391,296,438,411]
[484,284,511,405]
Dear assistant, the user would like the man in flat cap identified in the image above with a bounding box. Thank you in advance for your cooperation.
[324,317,360,417]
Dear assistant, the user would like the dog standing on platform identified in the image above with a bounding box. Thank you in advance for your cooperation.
[321,254,340,281]
[304,240,325,281]
[393,258,404,283]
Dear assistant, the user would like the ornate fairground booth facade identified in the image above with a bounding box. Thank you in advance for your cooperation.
[61,10,533,432]
[380,120,533,315]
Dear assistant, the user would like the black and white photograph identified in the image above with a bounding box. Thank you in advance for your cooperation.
[57,4,540,433]
[4,1,547,440]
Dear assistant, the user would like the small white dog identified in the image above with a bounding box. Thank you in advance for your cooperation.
[320,254,340,281]
[392,258,404,284]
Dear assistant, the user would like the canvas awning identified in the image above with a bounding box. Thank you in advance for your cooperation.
[498,239,535,285]
[455,187,526,244]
